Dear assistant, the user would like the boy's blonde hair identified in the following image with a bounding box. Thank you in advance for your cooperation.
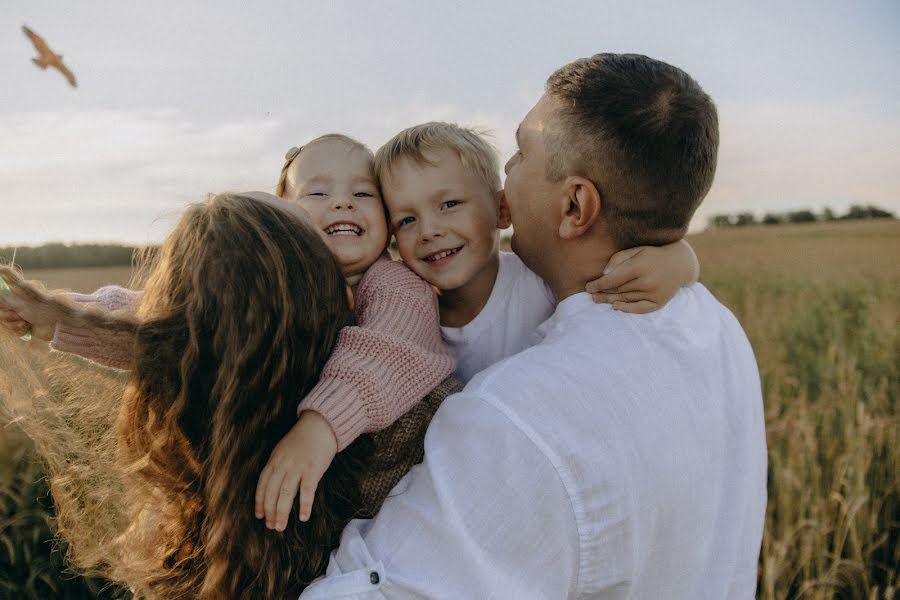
[276,133,374,199]
[374,122,501,194]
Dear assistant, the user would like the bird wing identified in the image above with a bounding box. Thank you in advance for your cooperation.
[54,61,78,88]
[22,25,52,57]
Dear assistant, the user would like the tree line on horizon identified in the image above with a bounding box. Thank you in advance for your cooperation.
[1,203,896,270]
[707,204,895,228]
[0,243,142,270]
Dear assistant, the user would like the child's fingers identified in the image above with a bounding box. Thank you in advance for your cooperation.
[612,300,658,314]
[1,321,29,337]
[274,471,303,532]
[0,293,24,313]
[608,276,654,295]
[586,265,640,294]
[0,310,29,336]
[591,291,641,305]
[263,468,287,529]
[2,277,34,303]
[10,321,30,337]
[2,276,64,322]
[603,246,643,274]
[596,291,646,305]
[0,308,21,323]
[297,474,321,523]
[254,464,273,519]
[0,288,45,324]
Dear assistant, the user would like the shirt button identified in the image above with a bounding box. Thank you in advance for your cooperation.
[370,571,380,585]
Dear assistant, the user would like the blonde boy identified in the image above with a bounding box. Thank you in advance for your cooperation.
[375,123,553,383]
[375,122,698,383]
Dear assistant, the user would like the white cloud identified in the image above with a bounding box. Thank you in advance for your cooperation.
[1,96,897,245]
[357,94,522,161]
[697,98,900,228]
[0,110,286,244]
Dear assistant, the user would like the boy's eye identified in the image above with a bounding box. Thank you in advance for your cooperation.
[442,200,460,209]
[307,192,326,197]
[396,216,416,227]
[354,191,375,198]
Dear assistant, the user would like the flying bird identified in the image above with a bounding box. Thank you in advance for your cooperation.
[22,25,77,88]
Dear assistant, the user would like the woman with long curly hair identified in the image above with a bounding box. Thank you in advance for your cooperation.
[0,192,458,598]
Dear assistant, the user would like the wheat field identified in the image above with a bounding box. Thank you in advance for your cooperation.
[692,221,899,599]
[1,220,898,599]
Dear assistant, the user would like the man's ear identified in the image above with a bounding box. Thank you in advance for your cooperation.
[558,177,601,240]
[496,190,511,230]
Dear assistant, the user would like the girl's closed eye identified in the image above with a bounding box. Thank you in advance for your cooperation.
[306,192,327,197]
[354,191,375,198]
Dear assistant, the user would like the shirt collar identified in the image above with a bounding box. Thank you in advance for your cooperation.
[533,292,601,342]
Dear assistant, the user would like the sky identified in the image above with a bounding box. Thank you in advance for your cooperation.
[1,1,898,245]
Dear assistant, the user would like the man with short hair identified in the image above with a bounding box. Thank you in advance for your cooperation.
[302,53,767,599]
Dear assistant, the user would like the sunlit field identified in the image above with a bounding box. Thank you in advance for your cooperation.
[2,220,898,599]
[19,266,135,294]
[690,221,899,599]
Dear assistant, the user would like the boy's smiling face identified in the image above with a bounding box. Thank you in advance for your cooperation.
[284,139,388,279]
[383,148,509,292]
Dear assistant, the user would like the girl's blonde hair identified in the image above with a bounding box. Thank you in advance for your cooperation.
[1,192,371,598]
[275,133,374,199]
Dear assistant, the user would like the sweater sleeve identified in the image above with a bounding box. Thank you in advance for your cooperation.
[51,286,144,371]
[299,258,457,450]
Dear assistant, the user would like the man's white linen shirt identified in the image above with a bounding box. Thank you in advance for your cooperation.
[302,285,768,599]
[441,251,555,383]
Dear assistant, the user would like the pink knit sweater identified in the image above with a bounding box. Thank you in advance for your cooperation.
[52,257,456,450]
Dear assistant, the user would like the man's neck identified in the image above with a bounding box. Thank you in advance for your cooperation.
[438,253,500,328]
[544,241,617,303]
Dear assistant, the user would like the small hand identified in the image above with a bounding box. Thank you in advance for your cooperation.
[0,272,58,340]
[254,410,338,532]
[0,305,32,338]
[586,241,698,315]
[586,247,661,313]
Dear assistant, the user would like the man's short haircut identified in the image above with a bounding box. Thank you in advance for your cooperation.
[545,53,719,248]
[374,122,501,194]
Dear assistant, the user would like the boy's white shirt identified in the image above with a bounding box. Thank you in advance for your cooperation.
[440,251,555,383]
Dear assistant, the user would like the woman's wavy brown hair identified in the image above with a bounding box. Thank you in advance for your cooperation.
[121,192,371,598]
[1,192,370,598]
